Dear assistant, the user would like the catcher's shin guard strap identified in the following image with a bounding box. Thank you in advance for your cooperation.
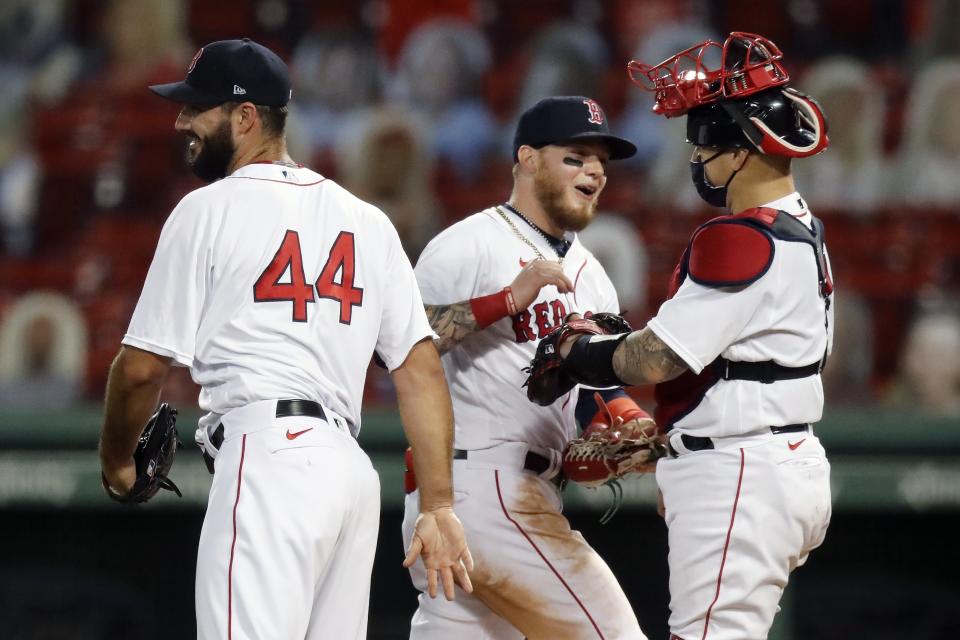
[566,333,629,388]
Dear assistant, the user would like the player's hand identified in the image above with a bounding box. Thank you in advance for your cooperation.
[100,457,136,496]
[657,488,666,518]
[553,312,583,359]
[558,332,582,359]
[545,311,585,360]
[403,506,475,600]
[510,259,574,310]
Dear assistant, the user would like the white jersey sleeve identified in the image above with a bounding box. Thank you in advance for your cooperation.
[124,192,213,366]
[648,277,764,374]
[415,221,488,303]
[375,217,434,371]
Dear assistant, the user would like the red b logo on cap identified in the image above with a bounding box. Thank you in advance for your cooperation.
[187,47,204,73]
[583,99,604,125]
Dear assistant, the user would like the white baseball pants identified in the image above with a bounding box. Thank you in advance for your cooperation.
[658,430,831,640]
[195,400,381,640]
[402,442,647,639]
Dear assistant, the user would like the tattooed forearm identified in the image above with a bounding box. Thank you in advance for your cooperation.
[612,326,688,385]
[425,303,481,354]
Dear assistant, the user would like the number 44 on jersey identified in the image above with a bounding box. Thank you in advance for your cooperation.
[253,230,364,324]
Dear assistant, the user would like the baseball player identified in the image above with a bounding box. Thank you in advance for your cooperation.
[97,38,473,640]
[528,34,834,640]
[402,96,651,639]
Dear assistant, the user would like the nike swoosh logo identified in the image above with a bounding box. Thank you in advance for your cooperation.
[286,427,314,440]
[787,438,806,451]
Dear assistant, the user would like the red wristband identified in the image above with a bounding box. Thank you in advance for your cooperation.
[470,287,516,328]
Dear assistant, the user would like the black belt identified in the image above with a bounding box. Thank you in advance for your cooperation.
[453,449,565,489]
[276,399,326,421]
[719,358,821,384]
[668,424,810,458]
[203,400,329,473]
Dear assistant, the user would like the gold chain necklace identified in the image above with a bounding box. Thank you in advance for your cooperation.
[495,205,564,266]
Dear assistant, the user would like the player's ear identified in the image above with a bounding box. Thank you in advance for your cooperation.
[516,145,539,174]
[232,102,259,136]
[732,147,751,169]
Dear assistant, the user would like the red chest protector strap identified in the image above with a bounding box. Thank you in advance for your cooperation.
[765,210,834,299]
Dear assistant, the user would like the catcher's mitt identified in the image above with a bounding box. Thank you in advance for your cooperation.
[563,393,666,523]
[104,403,183,504]
[563,415,665,489]
[523,312,633,406]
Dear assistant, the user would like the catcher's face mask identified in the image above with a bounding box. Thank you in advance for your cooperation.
[628,32,828,158]
[627,32,789,117]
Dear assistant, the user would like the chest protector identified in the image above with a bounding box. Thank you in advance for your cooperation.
[654,207,833,431]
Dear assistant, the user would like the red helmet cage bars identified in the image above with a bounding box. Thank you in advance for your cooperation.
[627,32,789,118]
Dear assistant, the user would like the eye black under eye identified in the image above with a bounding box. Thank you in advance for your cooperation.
[563,157,584,167]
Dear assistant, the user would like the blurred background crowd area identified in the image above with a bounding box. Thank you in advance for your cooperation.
[1,0,959,418]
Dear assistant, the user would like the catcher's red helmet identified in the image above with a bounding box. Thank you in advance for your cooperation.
[627,32,828,158]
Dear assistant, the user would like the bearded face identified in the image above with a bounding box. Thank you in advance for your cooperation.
[186,117,236,182]
[532,159,599,232]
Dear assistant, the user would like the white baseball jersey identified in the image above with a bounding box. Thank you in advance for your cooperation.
[125,161,430,640]
[648,192,835,437]
[650,192,833,640]
[415,205,619,454]
[406,205,646,639]
[123,162,432,433]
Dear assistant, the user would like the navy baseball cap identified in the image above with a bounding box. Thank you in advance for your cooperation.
[149,38,291,107]
[512,96,637,162]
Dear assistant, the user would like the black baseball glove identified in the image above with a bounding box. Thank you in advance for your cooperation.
[523,313,633,406]
[103,403,183,504]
